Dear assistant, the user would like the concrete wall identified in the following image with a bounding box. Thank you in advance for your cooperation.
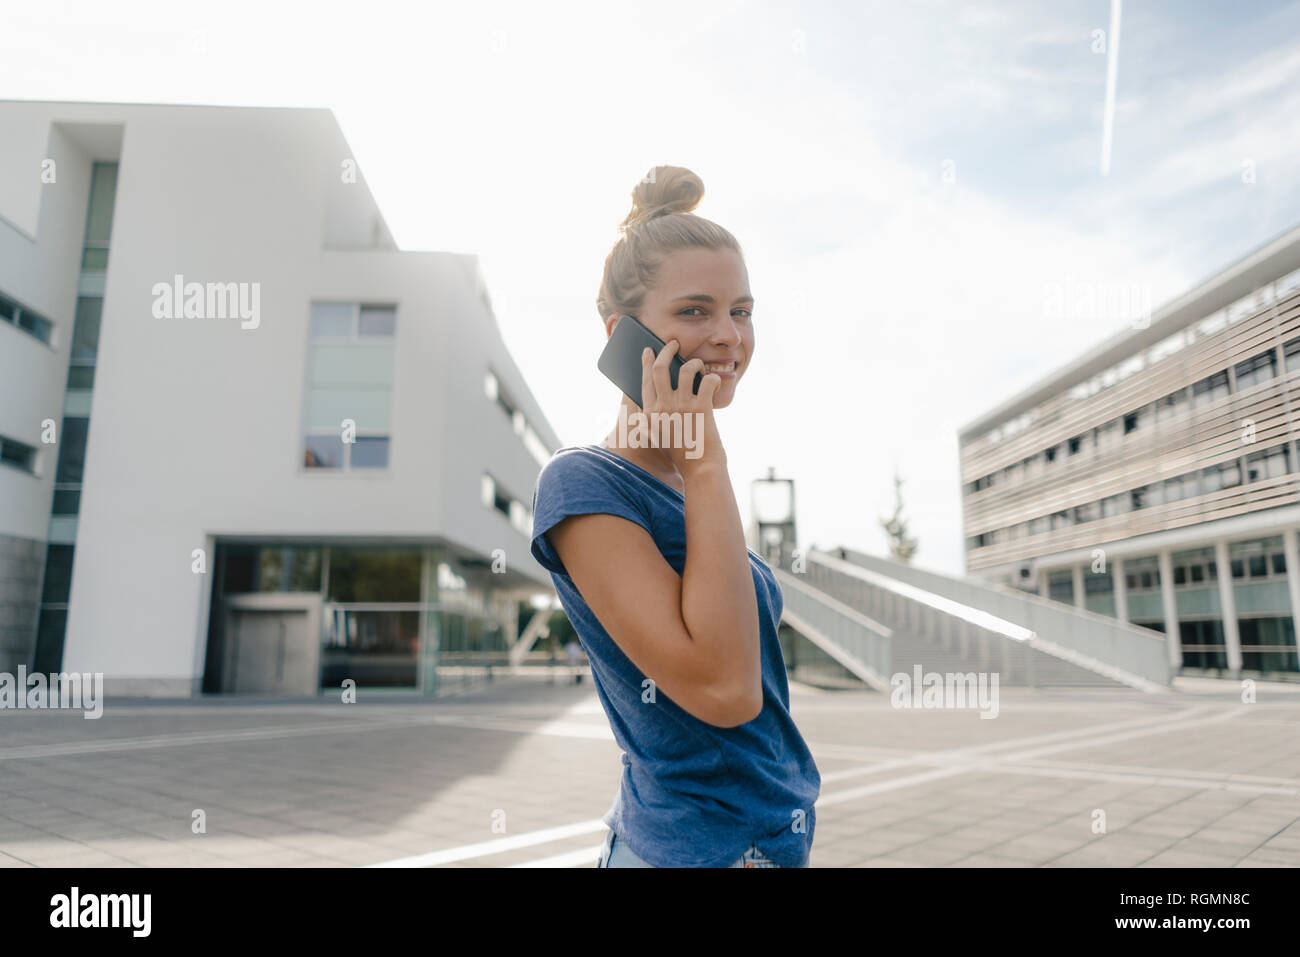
[0,101,563,694]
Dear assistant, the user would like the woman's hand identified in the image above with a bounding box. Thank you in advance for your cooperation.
[639,340,726,475]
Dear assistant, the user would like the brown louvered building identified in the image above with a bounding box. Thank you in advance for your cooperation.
[958,224,1300,678]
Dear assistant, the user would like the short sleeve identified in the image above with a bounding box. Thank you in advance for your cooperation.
[530,450,655,576]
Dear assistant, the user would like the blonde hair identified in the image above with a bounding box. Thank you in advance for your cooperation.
[596,165,743,324]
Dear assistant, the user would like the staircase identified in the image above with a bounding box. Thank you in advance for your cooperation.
[773,547,1171,691]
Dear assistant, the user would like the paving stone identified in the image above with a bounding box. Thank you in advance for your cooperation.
[0,677,1297,867]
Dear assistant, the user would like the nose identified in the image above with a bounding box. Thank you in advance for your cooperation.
[708,313,743,347]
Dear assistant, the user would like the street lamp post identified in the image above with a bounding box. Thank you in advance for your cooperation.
[751,467,797,569]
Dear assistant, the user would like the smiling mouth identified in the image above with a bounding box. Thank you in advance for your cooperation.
[699,360,738,373]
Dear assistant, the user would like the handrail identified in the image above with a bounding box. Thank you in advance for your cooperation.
[807,551,1037,643]
[777,570,894,639]
[807,546,1171,688]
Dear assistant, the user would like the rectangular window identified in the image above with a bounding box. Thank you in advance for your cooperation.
[0,434,38,474]
[54,417,89,486]
[51,489,80,514]
[81,162,118,271]
[222,546,323,593]
[1124,557,1160,592]
[350,436,390,468]
[1101,492,1128,517]
[309,301,354,337]
[358,305,396,337]
[1244,445,1291,482]
[0,289,55,345]
[40,545,75,604]
[1156,387,1189,421]
[1123,408,1146,434]
[1047,570,1074,604]
[304,434,345,468]
[1172,547,1217,588]
[1201,460,1241,493]
[1284,337,1300,373]
[1192,370,1230,407]
[326,546,421,602]
[302,302,395,471]
[1165,473,1198,502]
[67,366,95,389]
[1233,349,1277,391]
[1085,570,1114,595]
[69,295,102,369]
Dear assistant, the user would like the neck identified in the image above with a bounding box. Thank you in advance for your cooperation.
[603,398,678,477]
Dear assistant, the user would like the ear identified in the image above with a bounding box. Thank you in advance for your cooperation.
[604,313,621,337]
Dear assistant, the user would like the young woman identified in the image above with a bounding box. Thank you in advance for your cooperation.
[528,166,820,868]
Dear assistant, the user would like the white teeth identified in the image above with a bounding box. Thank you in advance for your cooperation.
[703,362,736,372]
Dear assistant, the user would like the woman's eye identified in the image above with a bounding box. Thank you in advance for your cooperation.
[679,307,753,320]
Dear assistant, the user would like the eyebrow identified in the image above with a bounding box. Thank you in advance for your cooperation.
[671,294,755,305]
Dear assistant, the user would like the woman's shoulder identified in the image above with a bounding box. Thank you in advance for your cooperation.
[535,446,635,499]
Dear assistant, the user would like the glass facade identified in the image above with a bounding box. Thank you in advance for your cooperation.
[1123,555,1163,627]
[1046,569,1073,605]
[1083,566,1115,617]
[302,302,396,470]
[31,161,118,673]
[1229,537,1297,673]
[1035,539,1299,676]
[208,542,518,695]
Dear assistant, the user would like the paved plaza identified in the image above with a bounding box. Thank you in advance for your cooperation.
[1,672,1298,867]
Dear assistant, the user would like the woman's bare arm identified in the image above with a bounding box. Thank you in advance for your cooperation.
[547,488,762,728]
[546,342,763,727]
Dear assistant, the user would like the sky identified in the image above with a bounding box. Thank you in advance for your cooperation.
[4,0,1300,575]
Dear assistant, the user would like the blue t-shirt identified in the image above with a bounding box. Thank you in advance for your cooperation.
[529,444,820,867]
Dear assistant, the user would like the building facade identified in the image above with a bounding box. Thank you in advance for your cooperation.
[0,100,561,697]
[958,224,1300,678]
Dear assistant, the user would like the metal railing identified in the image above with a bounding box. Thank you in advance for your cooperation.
[776,571,894,691]
[771,546,1170,690]
[828,547,1171,688]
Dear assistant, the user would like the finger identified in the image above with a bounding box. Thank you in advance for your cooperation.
[677,356,705,396]
[639,346,656,410]
[653,338,678,398]
[698,371,722,400]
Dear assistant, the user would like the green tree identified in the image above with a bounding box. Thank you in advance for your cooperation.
[879,469,918,563]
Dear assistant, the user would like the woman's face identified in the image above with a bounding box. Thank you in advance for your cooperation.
[607,246,754,409]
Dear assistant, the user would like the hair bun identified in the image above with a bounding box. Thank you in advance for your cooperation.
[619,166,705,232]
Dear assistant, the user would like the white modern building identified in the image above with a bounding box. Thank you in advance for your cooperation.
[959,223,1300,679]
[0,100,561,697]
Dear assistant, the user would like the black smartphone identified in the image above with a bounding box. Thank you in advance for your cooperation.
[597,313,703,409]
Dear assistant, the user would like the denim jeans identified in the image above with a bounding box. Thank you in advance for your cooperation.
[595,829,806,867]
